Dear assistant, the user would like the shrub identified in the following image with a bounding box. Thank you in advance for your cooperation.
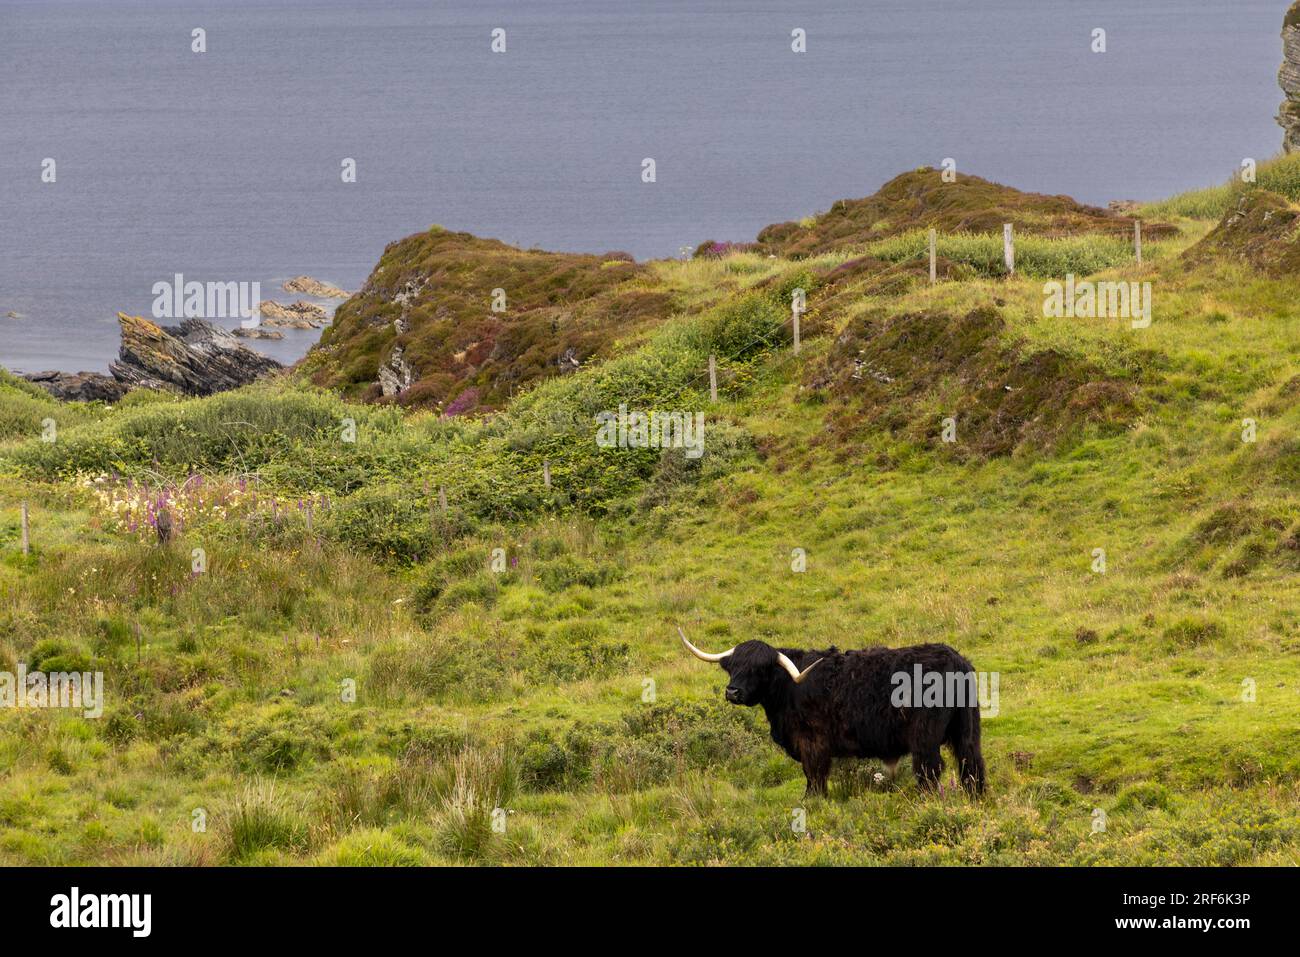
[326,485,437,564]
[535,555,617,592]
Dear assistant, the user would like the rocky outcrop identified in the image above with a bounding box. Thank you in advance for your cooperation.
[21,315,280,401]
[109,313,282,395]
[259,300,329,328]
[23,370,129,403]
[283,276,350,299]
[1279,4,1300,152]
[558,347,581,373]
[231,327,285,340]
[378,346,415,397]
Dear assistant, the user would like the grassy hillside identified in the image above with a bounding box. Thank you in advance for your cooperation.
[3,161,1300,865]
[302,228,674,413]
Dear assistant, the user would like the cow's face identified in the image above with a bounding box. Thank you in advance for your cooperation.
[719,641,783,706]
[678,628,824,705]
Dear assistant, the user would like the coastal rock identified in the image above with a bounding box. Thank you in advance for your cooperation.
[259,300,329,328]
[1280,4,1300,152]
[109,313,282,396]
[378,346,415,397]
[231,327,285,340]
[393,279,425,306]
[23,370,128,403]
[283,276,350,299]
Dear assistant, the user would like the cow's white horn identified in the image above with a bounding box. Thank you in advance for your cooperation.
[777,652,823,684]
[678,626,734,662]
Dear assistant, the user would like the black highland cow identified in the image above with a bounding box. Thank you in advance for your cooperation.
[679,627,986,796]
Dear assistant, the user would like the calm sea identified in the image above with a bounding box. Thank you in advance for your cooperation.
[0,0,1287,372]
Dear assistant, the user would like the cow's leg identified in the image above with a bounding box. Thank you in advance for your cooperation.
[911,748,944,791]
[801,747,831,798]
[882,758,900,780]
[946,706,986,796]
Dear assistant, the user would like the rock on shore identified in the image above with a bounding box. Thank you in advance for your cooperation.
[22,370,129,403]
[259,300,330,328]
[283,276,350,299]
[110,314,282,395]
[24,314,283,401]
[231,327,285,340]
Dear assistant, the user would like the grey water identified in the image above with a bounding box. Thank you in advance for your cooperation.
[0,0,1287,373]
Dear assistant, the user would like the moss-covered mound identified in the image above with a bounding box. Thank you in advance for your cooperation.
[1182,189,1300,275]
[303,228,674,412]
[810,307,1138,460]
[755,169,1175,258]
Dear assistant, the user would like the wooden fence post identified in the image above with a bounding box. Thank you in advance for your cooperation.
[543,460,552,489]
[1003,223,1015,275]
[708,355,718,402]
[929,228,937,284]
[438,485,448,514]
[792,309,801,355]
[1134,219,1143,266]
[20,502,29,555]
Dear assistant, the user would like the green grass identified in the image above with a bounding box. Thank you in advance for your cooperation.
[862,229,1152,278]
[1139,152,1300,221]
[3,167,1300,865]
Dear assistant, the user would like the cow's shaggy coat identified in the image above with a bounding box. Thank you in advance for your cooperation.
[713,640,986,797]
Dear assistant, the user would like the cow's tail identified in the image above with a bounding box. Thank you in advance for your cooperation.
[949,700,986,796]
